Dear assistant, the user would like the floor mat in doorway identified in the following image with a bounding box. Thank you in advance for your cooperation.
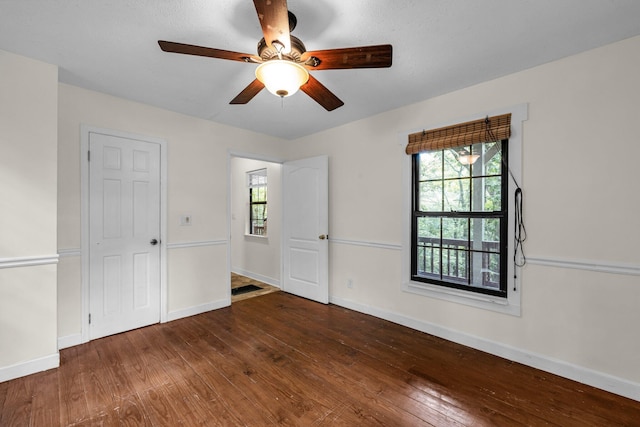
[232,284,263,296]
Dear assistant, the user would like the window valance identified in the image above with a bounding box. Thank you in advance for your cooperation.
[406,113,511,155]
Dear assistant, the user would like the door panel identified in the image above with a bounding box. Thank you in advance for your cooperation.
[283,156,329,304]
[89,132,161,340]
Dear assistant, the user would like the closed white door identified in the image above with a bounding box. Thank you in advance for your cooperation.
[282,155,329,304]
[89,132,161,340]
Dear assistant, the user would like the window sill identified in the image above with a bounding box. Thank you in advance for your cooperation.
[403,280,521,316]
[244,234,268,240]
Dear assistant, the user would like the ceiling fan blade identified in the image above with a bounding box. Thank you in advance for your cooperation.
[158,40,261,63]
[230,79,265,104]
[300,75,344,111]
[301,44,393,70]
[253,0,291,53]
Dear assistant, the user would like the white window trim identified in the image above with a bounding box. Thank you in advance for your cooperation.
[400,103,528,316]
[247,168,268,236]
[247,168,267,188]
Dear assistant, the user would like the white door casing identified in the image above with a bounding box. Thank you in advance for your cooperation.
[88,132,162,340]
[282,155,329,304]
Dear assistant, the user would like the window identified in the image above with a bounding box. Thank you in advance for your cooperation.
[403,108,526,314]
[248,169,267,235]
[411,140,508,297]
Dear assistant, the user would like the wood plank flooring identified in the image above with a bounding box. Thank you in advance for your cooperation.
[1,292,639,426]
[231,273,280,303]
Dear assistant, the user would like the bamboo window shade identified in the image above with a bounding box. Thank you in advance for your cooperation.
[405,113,511,155]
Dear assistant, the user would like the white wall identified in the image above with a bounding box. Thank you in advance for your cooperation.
[57,84,286,340]
[230,157,282,286]
[282,35,640,399]
[0,51,59,380]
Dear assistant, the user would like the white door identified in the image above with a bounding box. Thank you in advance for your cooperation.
[282,155,329,304]
[89,132,161,340]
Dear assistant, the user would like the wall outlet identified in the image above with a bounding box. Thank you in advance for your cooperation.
[347,279,353,289]
[180,215,192,226]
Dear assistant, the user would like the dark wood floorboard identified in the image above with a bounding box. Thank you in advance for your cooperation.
[1,291,639,426]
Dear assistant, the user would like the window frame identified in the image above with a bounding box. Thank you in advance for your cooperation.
[410,139,509,298]
[247,169,267,236]
[401,104,527,316]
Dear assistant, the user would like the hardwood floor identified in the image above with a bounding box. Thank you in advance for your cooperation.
[231,273,280,303]
[1,292,639,426]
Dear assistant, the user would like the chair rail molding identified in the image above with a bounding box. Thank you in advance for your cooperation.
[527,255,640,277]
[0,254,59,269]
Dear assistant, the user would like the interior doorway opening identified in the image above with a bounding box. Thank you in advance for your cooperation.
[229,156,283,303]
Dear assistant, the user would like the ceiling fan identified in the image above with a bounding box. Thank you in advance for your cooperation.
[158,0,393,111]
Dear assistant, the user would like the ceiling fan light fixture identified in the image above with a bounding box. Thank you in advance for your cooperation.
[255,60,309,98]
[457,151,480,165]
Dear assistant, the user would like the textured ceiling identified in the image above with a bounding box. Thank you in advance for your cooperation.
[2,0,640,140]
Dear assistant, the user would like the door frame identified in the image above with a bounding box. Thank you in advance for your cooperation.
[226,150,330,304]
[226,150,285,303]
[80,125,168,344]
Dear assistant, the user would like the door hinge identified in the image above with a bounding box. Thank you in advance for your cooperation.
[89,313,91,324]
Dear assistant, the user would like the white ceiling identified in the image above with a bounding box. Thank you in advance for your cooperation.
[2,1,640,140]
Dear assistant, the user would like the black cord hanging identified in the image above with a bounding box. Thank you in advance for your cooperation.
[485,116,526,291]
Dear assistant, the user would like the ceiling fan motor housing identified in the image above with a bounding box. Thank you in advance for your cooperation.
[257,35,307,62]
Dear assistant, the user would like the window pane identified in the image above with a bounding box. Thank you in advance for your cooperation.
[441,217,469,282]
[444,149,469,179]
[479,218,500,249]
[419,181,442,211]
[417,216,440,239]
[468,218,501,250]
[252,187,267,202]
[483,142,502,175]
[470,176,502,212]
[418,151,441,180]
[469,250,501,290]
[442,217,468,241]
[466,218,501,287]
[443,178,470,211]
[252,204,266,221]
[416,217,441,277]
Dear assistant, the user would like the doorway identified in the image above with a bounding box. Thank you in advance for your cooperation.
[228,153,329,305]
[229,156,283,302]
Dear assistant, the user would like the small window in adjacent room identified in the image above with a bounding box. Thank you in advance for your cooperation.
[247,169,268,236]
[406,114,512,298]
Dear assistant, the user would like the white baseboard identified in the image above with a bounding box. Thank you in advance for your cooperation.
[0,353,60,383]
[330,295,640,402]
[231,268,281,288]
[58,333,82,350]
[166,299,229,323]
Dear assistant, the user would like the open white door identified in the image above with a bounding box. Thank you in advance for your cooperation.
[282,155,329,304]
[88,132,161,340]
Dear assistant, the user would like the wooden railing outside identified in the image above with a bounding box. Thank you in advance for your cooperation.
[416,236,500,288]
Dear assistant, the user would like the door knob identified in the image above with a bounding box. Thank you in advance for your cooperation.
[319,234,328,240]
[150,238,159,245]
